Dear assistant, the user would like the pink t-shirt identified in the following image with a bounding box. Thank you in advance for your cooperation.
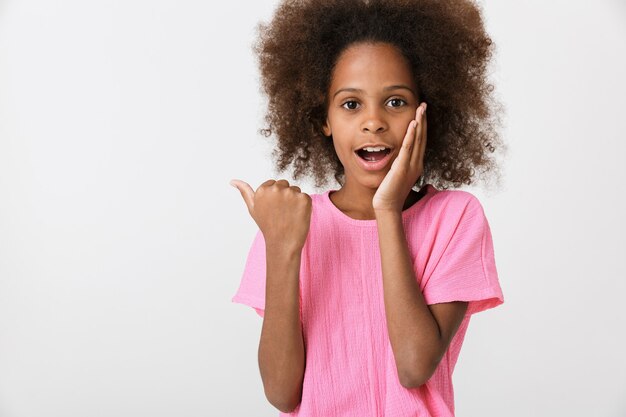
[232,184,504,416]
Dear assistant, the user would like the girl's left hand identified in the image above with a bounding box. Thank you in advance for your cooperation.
[372,102,428,213]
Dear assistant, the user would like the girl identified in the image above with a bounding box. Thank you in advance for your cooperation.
[230,0,506,415]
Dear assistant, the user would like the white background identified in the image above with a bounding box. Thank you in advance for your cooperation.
[1,1,625,416]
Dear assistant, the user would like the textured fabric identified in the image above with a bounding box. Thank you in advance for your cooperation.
[232,184,504,416]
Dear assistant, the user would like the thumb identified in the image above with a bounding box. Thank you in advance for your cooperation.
[229,179,255,214]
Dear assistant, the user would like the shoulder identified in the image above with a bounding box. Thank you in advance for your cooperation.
[424,186,487,233]
[308,190,331,215]
[309,190,328,203]
[428,186,485,216]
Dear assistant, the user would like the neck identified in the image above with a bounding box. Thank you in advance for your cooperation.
[330,177,422,220]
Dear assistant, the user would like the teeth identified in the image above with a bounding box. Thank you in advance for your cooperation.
[362,146,388,152]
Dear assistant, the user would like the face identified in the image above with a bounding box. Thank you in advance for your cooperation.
[322,42,419,190]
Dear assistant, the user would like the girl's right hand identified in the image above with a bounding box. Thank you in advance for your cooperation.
[230,179,312,251]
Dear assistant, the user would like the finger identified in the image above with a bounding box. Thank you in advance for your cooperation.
[410,105,421,163]
[275,179,290,187]
[406,104,422,174]
[290,185,301,193]
[229,179,255,213]
[259,179,276,190]
[257,180,279,196]
[397,119,418,168]
[411,103,427,169]
[419,106,427,159]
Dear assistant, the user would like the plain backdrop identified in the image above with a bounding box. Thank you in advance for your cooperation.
[1,0,625,416]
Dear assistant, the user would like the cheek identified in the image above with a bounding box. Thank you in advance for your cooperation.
[395,118,413,138]
[330,139,353,164]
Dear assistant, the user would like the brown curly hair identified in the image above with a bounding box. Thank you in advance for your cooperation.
[253,0,507,190]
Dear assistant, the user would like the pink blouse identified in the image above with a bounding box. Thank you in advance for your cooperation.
[232,184,504,416]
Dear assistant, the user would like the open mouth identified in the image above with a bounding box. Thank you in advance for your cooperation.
[355,148,392,162]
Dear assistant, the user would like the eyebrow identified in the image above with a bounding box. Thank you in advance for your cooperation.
[332,85,416,99]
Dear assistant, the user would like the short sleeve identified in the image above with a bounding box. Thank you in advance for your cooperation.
[231,229,266,318]
[420,194,504,316]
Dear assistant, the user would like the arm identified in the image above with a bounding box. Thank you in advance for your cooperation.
[376,209,468,388]
[258,242,305,412]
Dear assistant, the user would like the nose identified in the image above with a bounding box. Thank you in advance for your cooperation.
[360,107,388,134]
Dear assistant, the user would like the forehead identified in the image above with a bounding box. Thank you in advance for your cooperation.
[329,42,416,92]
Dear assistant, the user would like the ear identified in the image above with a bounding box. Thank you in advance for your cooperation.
[322,118,331,137]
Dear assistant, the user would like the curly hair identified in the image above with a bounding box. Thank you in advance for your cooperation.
[253,0,507,190]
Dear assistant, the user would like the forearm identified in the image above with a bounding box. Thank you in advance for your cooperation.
[258,243,305,412]
[375,209,441,387]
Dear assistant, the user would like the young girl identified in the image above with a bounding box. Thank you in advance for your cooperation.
[230,0,505,415]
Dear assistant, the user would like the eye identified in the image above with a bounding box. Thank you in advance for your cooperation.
[341,100,359,110]
[387,98,407,108]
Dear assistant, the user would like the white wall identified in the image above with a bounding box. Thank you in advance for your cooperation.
[0,1,624,416]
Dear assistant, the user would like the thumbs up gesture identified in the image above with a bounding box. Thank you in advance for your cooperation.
[230,179,312,252]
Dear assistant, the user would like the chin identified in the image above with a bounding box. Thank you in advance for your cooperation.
[358,175,386,191]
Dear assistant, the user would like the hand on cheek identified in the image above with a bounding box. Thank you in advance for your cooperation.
[372,102,427,212]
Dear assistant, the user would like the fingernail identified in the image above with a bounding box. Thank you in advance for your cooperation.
[229,180,237,189]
